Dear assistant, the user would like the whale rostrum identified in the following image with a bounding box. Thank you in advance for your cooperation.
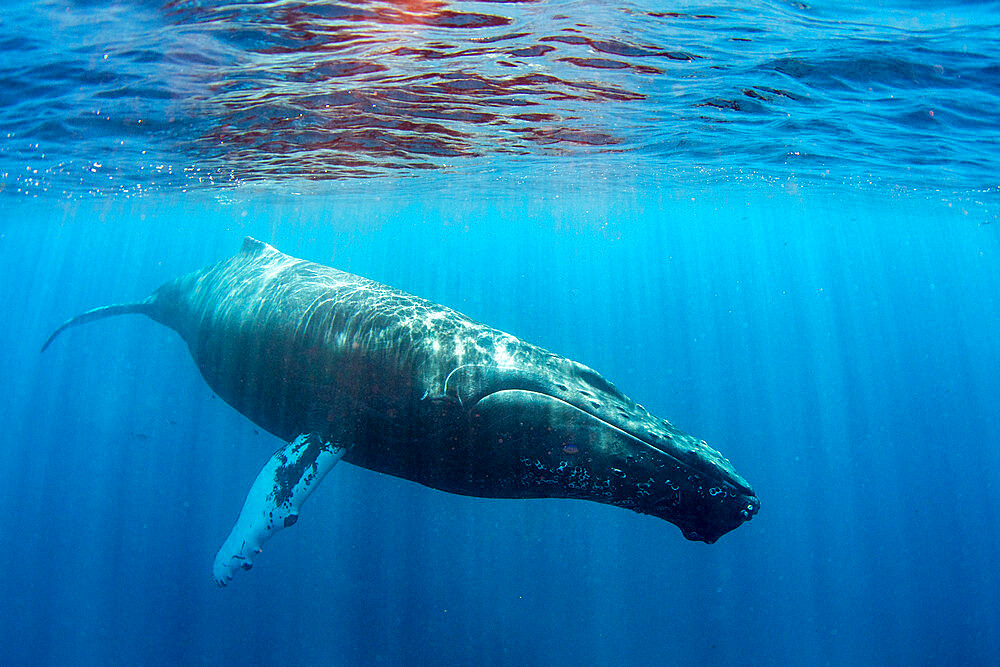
[44,237,759,586]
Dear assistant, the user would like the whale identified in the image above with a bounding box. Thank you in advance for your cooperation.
[43,237,759,586]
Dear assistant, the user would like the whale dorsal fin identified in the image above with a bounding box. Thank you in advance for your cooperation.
[240,236,279,257]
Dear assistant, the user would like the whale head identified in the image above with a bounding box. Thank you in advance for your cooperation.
[454,358,759,543]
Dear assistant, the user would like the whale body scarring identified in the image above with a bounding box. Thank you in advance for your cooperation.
[43,237,759,585]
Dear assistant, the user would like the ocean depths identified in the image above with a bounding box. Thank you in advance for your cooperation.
[1,0,999,665]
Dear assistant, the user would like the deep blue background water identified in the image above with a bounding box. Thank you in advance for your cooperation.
[2,0,1000,665]
[2,182,998,664]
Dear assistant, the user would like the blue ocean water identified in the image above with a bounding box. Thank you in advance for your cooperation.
[1,1,999,665]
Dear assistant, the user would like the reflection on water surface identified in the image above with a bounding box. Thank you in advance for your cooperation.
[0,0,996,193]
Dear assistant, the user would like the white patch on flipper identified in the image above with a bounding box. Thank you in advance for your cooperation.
[213,433,347,587]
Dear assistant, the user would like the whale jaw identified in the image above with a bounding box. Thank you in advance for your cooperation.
[470,387,758,542]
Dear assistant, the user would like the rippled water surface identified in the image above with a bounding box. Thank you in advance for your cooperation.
[2,0,998,194]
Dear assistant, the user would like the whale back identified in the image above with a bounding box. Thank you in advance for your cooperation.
[147,238,545,446]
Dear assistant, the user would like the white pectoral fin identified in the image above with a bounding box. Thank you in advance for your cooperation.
[213,433,347,587]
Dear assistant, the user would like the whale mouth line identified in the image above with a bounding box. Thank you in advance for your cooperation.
[472,388,749,496]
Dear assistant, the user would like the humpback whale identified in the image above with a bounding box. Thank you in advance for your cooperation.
[43,238,759,586]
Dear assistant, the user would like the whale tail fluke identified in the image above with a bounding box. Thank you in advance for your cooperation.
[41,301,155,353]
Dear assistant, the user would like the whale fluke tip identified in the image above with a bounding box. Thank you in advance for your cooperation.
[41,302,154,353]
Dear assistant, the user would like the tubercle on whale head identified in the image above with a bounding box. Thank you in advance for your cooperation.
[458,358,760,541]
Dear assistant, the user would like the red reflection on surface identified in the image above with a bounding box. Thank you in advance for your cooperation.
[172,0,690,180]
